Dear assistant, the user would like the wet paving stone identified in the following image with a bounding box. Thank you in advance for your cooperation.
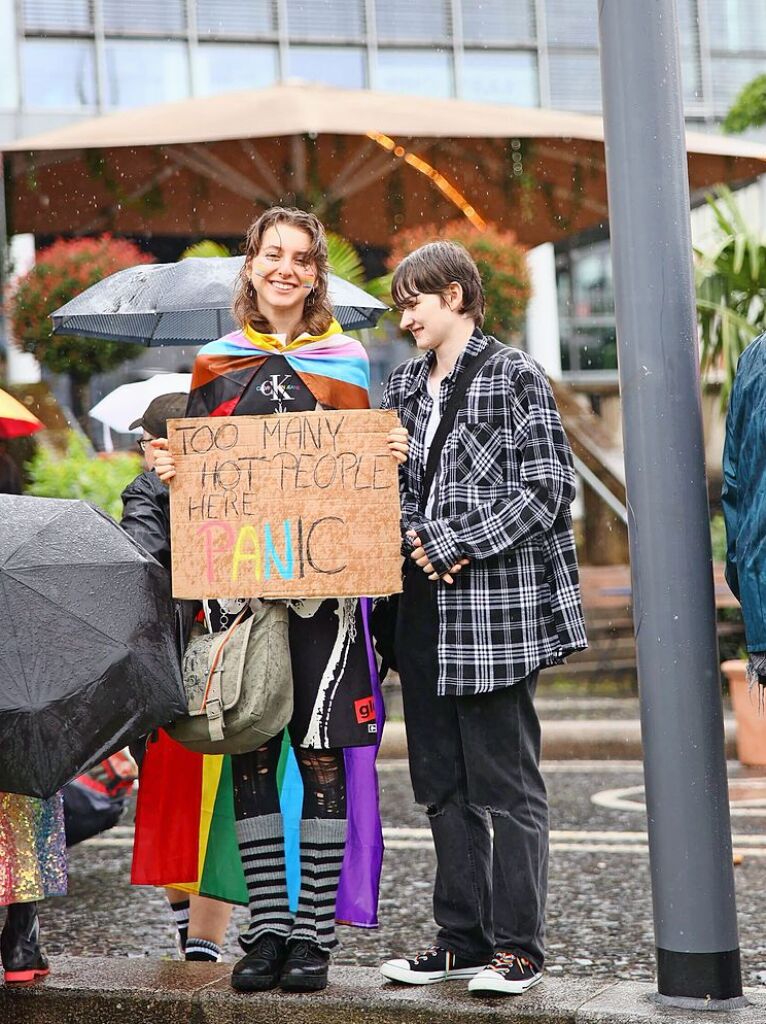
[37,760,766,990]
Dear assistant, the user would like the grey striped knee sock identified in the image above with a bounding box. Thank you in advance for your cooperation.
[290,817,347,952]
[236,812,292,950]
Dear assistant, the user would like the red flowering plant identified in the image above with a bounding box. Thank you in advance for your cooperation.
[386,221,531,338]
[7,235,154,419]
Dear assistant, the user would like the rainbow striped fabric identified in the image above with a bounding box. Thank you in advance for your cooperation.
[200,319,370,391]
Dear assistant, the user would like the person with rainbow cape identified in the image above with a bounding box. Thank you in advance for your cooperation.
[136,207,407,994]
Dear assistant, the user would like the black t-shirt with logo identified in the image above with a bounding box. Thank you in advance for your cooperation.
[222,352,375,750]
[236,355,316,415]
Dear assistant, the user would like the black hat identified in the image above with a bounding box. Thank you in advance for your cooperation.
[129,392,188,438]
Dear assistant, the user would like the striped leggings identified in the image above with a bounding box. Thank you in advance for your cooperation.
[232,735,347,952]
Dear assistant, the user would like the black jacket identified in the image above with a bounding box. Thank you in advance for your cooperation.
[120,470,197,653]
[120,470,172,570]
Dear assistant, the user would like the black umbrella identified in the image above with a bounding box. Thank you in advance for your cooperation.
[50,257,389,345]
[0,495,186,798]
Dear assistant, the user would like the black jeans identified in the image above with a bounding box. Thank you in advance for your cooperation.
[396,566,549,969]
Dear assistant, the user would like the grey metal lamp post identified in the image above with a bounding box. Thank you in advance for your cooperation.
[596,0,743,1005]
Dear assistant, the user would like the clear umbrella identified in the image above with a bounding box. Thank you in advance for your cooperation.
[51,258,388,346]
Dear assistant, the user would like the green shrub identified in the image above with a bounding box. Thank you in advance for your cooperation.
[710,512,727,563]
[386,221,531,336]
[25,432,141,521]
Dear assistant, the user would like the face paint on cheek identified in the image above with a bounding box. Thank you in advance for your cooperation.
[251,256,272,280]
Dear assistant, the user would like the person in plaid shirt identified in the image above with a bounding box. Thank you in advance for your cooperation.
[379,241,586,996]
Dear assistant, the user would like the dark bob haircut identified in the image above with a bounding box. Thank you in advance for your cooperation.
[391,240,485,327]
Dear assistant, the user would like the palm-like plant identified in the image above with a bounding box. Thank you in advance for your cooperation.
[326,233,392,303]
[695,186,766,408]
[180,240,232,259]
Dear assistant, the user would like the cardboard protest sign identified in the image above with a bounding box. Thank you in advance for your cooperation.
[168,410,403,599]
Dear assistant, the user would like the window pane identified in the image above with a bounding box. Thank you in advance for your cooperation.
[711,56,766,115]
[376,49,452,97]
[286,0,365,40]
[105,40,189,108]
[21,39,96,108]
[286,46,365,88]
[707,0,766,52]
[548,51,601,112]
[196,0,277,37]
[545,0,598,47]
[461,50,537,106]
[461,0,535,44]
[196,43,277,95]
[376,0,451,44]
[678,0,702,104]
[561,325,618,372]
[571,242,613,317]
[0,9,17,108]
[102,0,185,34]
[22,0,92,32]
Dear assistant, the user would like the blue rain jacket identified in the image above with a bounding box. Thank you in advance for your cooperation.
[722,332,766,651]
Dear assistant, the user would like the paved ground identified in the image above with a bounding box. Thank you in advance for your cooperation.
[36,757,766,989]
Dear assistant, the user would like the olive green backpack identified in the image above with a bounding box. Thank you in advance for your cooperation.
[167,601,293,754]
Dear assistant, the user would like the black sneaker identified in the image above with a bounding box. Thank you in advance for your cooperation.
[279,940,330,992]
[380,945,487,985]
[231,933,287,992]
[468,952,543,995]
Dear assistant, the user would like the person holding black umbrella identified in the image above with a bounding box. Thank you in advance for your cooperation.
[120,391,233,964]
[151,206,407,993]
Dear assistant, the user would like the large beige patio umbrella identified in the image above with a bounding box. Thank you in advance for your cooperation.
[4,82,766,247]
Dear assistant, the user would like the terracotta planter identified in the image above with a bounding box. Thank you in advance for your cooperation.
[722,659,766,766]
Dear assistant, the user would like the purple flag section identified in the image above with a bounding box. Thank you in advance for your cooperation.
[336,598,386,926]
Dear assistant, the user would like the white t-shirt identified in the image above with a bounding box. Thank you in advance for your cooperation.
[423,375,442,518]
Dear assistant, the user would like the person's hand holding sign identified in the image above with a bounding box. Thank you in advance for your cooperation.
[151,437,175,483]
[406,530,469,585]
[387,424,408,464]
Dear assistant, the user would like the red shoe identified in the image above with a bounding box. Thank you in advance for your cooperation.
[4,963,50,985]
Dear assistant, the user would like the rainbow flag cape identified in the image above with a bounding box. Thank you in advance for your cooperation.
[187,319,371,417]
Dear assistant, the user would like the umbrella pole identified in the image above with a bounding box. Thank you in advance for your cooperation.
[102,421,114,453]
[597,0,742,1006]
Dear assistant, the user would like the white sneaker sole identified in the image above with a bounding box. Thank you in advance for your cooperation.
[468,970,543,995]
[380,962,484,985]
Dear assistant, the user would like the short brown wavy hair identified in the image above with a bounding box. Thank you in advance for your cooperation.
[233,207,334,337]
[392,240,485,327]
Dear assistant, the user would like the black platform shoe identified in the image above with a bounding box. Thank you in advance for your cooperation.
[231,933,287,992]
[1,902,50,984]
[279,940,330,992]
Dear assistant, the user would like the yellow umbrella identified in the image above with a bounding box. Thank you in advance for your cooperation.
[0,388,43,439]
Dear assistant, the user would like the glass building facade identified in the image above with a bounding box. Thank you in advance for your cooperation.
[3,0,762,126]
[1,0,765,374]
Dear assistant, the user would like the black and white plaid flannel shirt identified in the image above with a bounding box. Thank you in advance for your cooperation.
[381,329,588,696]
